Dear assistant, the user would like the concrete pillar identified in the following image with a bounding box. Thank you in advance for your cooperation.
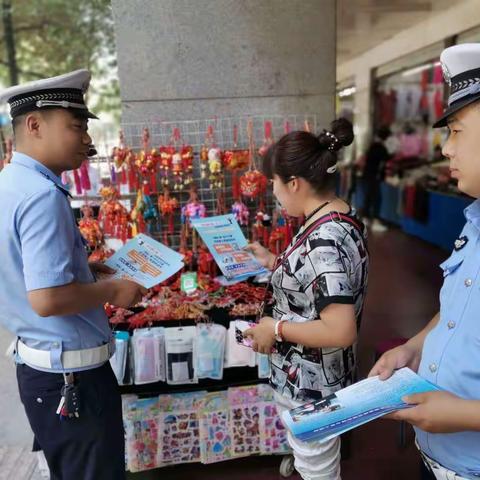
[353,68,373,157]
[111,0,335,125]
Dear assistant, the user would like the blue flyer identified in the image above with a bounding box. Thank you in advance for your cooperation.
[282,367,440,442]
[105,234,184,288]
[191,214,267,281]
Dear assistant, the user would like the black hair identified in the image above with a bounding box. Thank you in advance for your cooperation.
[377,125,391,141]
[11,113,26,135]
[262,118,354,194]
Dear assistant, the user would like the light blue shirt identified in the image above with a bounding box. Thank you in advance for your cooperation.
[416,198,480,479]
[0,152,112,372]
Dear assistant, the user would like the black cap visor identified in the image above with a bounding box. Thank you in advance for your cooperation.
[433,92,480,128]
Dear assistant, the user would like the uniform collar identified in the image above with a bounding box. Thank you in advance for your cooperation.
[464,198,480,231]
[11,151,70,195]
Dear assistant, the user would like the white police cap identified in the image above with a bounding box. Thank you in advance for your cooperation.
[434,43,480,128]
[0,69,98,119]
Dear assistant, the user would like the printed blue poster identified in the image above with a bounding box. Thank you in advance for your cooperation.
[191,214,267,281]
[105,234,184,288]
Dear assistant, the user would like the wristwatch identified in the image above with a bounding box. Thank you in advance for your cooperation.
[274,320,286,342]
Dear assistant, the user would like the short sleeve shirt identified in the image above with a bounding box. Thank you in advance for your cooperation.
[269,211,369,402]
[0,152,111,372]
[415,199,480,479]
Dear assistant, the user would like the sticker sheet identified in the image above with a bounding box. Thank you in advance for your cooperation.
[260,402,290,454]
[199,392,233,464]
[123,396,161,472]
[158,391,206,466]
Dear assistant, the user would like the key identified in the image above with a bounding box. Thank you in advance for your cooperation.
[59,373,80,419]
[64,384,80,418]
[56,395,65,415]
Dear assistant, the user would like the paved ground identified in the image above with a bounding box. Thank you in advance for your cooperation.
[0,328,44,478]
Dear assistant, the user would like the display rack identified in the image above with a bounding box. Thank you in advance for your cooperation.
[91,114,323,476]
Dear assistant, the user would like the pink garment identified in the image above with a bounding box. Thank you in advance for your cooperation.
[399,133,422,158]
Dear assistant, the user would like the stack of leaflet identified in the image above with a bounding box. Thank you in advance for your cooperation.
[281,368,440,443]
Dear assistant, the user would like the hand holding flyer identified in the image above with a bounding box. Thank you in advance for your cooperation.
[282,367,440,443]
[105,234,184,289]
[191,215,267,281]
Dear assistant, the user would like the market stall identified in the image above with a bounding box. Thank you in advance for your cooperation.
[62,114,326,475]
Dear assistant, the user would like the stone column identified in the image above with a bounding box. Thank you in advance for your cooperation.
[111,0,336,125]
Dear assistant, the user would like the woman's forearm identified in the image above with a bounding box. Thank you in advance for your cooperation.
[281,304,357,348]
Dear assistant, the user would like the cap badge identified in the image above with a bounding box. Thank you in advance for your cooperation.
[441,61,452,87]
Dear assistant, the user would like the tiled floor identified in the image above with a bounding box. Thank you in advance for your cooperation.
[127,227,447,479]
[0,447,44,480]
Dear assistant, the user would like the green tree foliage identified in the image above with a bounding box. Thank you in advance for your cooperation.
[0,0,119,118]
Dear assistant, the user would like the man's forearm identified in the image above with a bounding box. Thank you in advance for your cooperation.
[460,400,480,431]
[28,280,116,317]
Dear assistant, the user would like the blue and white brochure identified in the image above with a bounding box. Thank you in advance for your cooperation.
[282,367,440,442]
[105,234,184,288]
[191,214,267,281]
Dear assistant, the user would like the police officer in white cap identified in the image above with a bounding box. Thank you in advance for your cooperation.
[371,44,480,480]
[0,70,147,479]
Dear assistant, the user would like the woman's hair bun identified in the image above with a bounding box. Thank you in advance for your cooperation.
[317,117,354,152]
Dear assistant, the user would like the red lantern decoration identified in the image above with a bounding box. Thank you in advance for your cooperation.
[258,120,274,157]
[239,120,268,206]
[158,186,179,244]
[135,128,159,192]
[98,186,131,242]
[159,145,174,187]
[78,205,104,249]
[239,170,267,198]
[181,145,194,187]
[224,124,250,199]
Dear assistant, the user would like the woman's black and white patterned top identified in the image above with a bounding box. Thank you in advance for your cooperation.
[269,210,369,402]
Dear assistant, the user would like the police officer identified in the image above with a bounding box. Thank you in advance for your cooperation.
[370,44,480,480]
[0,70,147,479]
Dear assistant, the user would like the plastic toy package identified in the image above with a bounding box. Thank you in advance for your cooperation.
[132,327,166,384]
[165,326,198,385]
[193,323,227,380]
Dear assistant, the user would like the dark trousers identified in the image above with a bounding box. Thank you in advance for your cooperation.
[17,362,125,480]
[363,175,381,220]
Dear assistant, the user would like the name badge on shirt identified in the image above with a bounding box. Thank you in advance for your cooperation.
[454,235,468,251]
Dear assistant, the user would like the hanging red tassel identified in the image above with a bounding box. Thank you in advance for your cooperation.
[128,166,137,191]
[263,226,269,246]
[120,224,128,244]
[80,161,91,191]
[142,181,151,196]
[73,169,82,195]
[149,171,157,193]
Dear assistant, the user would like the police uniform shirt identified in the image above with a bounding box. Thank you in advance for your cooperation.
[0,152,111,372]
[416,199,480,479]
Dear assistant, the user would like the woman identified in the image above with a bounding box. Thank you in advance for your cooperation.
[245,118,368,480]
